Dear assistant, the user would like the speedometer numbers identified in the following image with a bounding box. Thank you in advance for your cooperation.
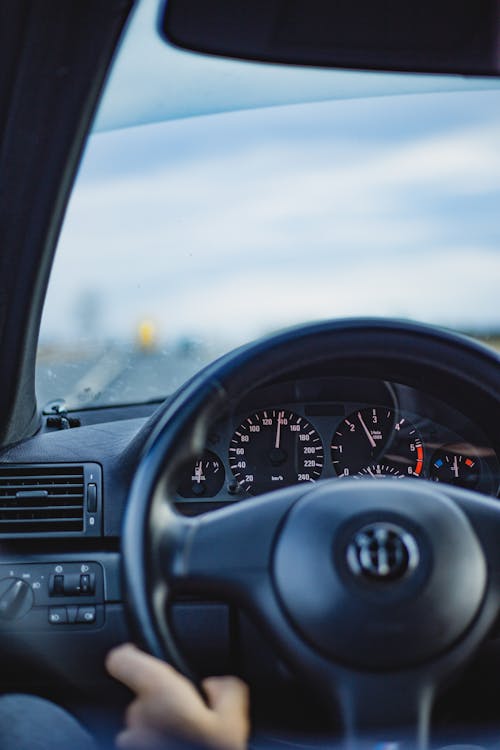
[230,406,423,494]
[331,407,423,478]
[229,410,324,494]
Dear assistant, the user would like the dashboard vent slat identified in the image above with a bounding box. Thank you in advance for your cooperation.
[0,488,83,492]
[0,515,83,523]
[0,505,83,514]
[0,465,85,534]
[0,498,83,507]
[15,490,49,498]
[0,492,83,499]
[0,474,83,482]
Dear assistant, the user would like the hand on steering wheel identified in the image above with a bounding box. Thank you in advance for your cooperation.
[106,643,250,750]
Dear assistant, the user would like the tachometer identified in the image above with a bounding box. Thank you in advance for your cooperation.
[229,409,323,495]
[331,407,423,478]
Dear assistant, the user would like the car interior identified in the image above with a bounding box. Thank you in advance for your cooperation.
[1,1,500,748]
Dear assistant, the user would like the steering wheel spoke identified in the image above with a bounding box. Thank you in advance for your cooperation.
[158,486,301,602]
[334,670,433,749]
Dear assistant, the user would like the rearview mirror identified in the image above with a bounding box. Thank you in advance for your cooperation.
[162,0,500,77]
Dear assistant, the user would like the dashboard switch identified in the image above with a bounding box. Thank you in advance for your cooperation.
[61,573,81,596]
[49,607,67,624]
[51,574,64,595]
[79,574,93,594]
[87,483,97,513]
[76,606,96,624]
[0,578,34,620]
[49,571,96,597]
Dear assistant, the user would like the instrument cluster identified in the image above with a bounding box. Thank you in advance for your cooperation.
[174,376,500,508]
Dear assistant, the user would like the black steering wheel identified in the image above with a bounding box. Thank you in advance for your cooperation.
[122,319,500,748]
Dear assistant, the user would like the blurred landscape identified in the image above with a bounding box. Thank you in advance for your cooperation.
[36,327,500,411]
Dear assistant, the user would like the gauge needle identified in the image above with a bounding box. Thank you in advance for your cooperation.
[275,411,283,449]
[194,461,203,483]
[452,454,459,479]
[358,411,376,449]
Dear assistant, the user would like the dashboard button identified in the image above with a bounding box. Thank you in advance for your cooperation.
[87,483,97,513]
[49,607,67,624]
[77,606,96,624]
[50,574,65,595]
[49,570,96,596]
[79,574,93,594]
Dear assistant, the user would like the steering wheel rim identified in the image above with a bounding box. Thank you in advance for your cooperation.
[122,318,500,747]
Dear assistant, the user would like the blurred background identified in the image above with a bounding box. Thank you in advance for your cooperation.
[36,87,500,410]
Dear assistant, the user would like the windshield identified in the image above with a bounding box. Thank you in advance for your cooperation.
[36,5,500,411]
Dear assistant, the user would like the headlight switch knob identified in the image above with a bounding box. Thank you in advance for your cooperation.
[0,577,34,620]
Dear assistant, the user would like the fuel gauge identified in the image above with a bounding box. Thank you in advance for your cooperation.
[177,451,225,498]
[429,447,480,490]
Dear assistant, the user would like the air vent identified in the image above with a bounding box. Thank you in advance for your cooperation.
[0,465,85,534]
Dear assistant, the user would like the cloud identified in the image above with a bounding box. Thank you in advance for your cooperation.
[41,93,500,345]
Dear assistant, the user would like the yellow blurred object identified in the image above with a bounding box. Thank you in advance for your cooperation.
[137,319,157,351]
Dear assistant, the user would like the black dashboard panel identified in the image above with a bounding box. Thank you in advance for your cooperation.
[174,376,500,508]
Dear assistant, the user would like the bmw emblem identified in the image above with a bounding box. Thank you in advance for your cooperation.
[346,522,420,581]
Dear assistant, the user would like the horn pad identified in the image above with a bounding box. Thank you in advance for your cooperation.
[272,480,486,670]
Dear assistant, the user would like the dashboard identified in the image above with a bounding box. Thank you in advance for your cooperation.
[174,376,500,508]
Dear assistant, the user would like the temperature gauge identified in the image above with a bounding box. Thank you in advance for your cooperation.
[177,451,225,498]
[429,447,480,490]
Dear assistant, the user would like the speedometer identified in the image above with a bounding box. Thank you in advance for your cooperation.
[229,409,323,495]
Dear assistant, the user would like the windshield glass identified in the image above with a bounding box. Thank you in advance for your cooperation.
[36,7,500,411]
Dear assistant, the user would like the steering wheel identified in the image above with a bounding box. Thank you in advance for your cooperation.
[122,319,500,748]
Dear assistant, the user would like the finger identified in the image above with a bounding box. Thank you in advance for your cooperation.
[106,644,195,697]
[106,644,167,693]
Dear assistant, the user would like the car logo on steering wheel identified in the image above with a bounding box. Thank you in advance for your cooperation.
[346,522,420,581]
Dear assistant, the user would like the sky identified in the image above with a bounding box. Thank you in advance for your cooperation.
[40,89,500,349]
[38,0,500,353]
